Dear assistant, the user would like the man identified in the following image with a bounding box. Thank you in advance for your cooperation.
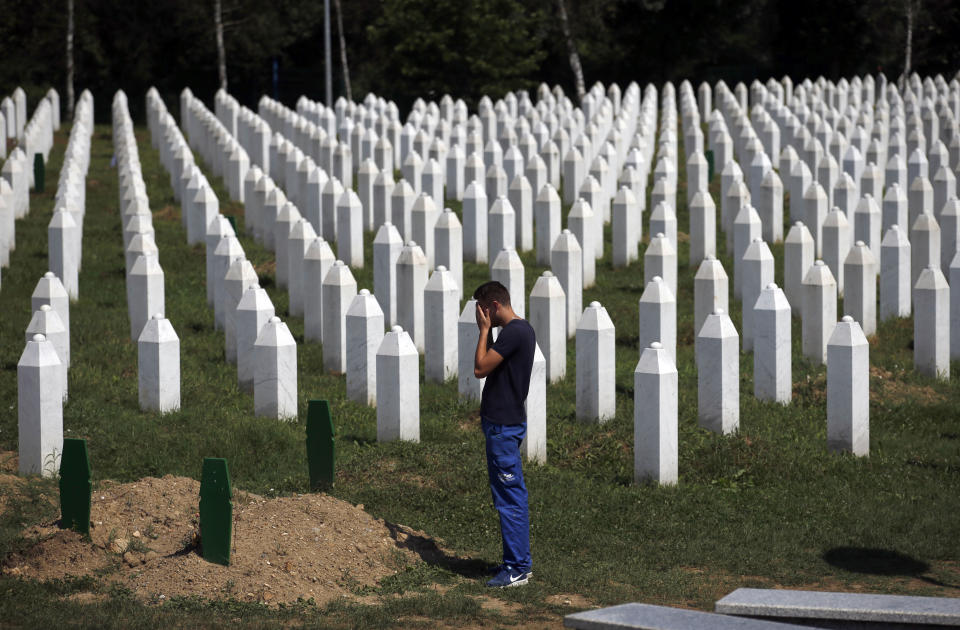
[473,280,536,588]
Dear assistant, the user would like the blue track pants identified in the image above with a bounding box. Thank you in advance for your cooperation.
[482,417,531,572]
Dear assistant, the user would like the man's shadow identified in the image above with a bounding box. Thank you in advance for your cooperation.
[823,547,958,589]
[385,521,489,579]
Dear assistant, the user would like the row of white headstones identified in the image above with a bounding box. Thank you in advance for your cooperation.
[152,83,668,456]
[701,75,958,381]
[15,90,92,477]
[0,86,41,160]
[1,87,63,288]
[161,74,957,484]
[21,72,960,483]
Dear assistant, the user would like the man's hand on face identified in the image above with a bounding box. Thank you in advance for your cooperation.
[476,301,492,332]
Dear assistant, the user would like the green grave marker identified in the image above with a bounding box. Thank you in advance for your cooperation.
[33,153,45,193]
[59,438,91,536]
[199,457,232,566]
[705,149,715,182]
[306,399,335,490]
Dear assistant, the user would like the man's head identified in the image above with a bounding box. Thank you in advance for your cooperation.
[473,281,513,326]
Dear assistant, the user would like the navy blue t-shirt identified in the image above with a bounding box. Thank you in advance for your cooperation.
[480,318,536,425]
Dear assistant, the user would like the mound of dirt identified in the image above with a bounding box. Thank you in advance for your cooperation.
[3,473,436,605]
[0,452,25,513]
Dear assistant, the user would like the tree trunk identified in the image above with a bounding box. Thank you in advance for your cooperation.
[324,0,332,106]
[902,0,914,90]
[66,0,74,121]
[215,0,227,91]
[333,0,352,103]
[556,0,585,103]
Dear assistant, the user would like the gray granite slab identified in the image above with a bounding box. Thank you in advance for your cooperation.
[564,602,810,630]
[715,588,960,627]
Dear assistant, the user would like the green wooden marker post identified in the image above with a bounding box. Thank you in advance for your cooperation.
[59,438,91,536]
[306,399,335,490]
[199,457,232,566]
[705,149,715,182]
[33,153,45,193]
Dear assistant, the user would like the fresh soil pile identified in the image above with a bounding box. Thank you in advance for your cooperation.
[0,451,27,513]
[2,469,437,605]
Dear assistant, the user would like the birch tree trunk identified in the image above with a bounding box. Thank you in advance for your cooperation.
[215,0,227,91]
[66,0,75,121]
[902,0,914,90]
[556,0,585,103]
[324,0,332,106]
[333,0,352,102]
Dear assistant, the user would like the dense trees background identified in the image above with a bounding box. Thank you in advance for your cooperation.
[0,0,958,123]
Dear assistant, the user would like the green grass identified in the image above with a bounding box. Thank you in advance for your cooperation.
[0,116,958,628]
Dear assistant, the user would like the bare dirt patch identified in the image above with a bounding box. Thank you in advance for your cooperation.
[0,452,25,512]
[458,410,481,432]
[869,366,946,406]
[475,593,524,614]
[793,371,827,404]
[2,474,445,605]
[546,592,592,608]
[65,591,108,604]
[254,260,276,277]
[154,204,180,222]
[0,475,26,513]
[1,451,18,473]
[793,366,946,407]
[356,458,439,490]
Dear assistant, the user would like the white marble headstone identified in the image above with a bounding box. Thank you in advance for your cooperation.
[127,254,165,342]
[529,270,566,383]
[880,225,911,320]
[914,265,950,380]
[696,308,739,435]
[827,316,869,456]
[522,343,547,465]
[396,241,428,352]
[801,260,837,365]
[637,276,676,363]
[345,289,385,405]
[236,283,275,393]
[576,302,616,423]
[424,266,459,383]
[634,341,678,486]
[18,334,62,477]
[376,326,420,442]
[321,260,358,373]
[551,229,583,339]
[843,240,877,336]
[254,316,298,420]
[138,313,180,413]
[753,283,791,403]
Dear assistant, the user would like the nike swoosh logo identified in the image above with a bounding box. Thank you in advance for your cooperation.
[509,574,524,583]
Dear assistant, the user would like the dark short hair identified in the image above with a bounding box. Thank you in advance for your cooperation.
[473,280,511,307]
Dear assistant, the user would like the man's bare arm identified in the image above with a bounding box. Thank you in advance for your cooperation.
[475,343,504,379]
[474,303,504,378]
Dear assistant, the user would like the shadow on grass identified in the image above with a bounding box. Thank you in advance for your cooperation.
[823,547,959,589]
[384,521,489,579]
[340,434,377,446]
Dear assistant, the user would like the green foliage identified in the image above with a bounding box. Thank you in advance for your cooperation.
[364,0,548,109]
[1,0,960,123]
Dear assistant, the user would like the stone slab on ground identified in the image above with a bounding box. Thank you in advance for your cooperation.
[564,602,809,629]
[715,588,960,628]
